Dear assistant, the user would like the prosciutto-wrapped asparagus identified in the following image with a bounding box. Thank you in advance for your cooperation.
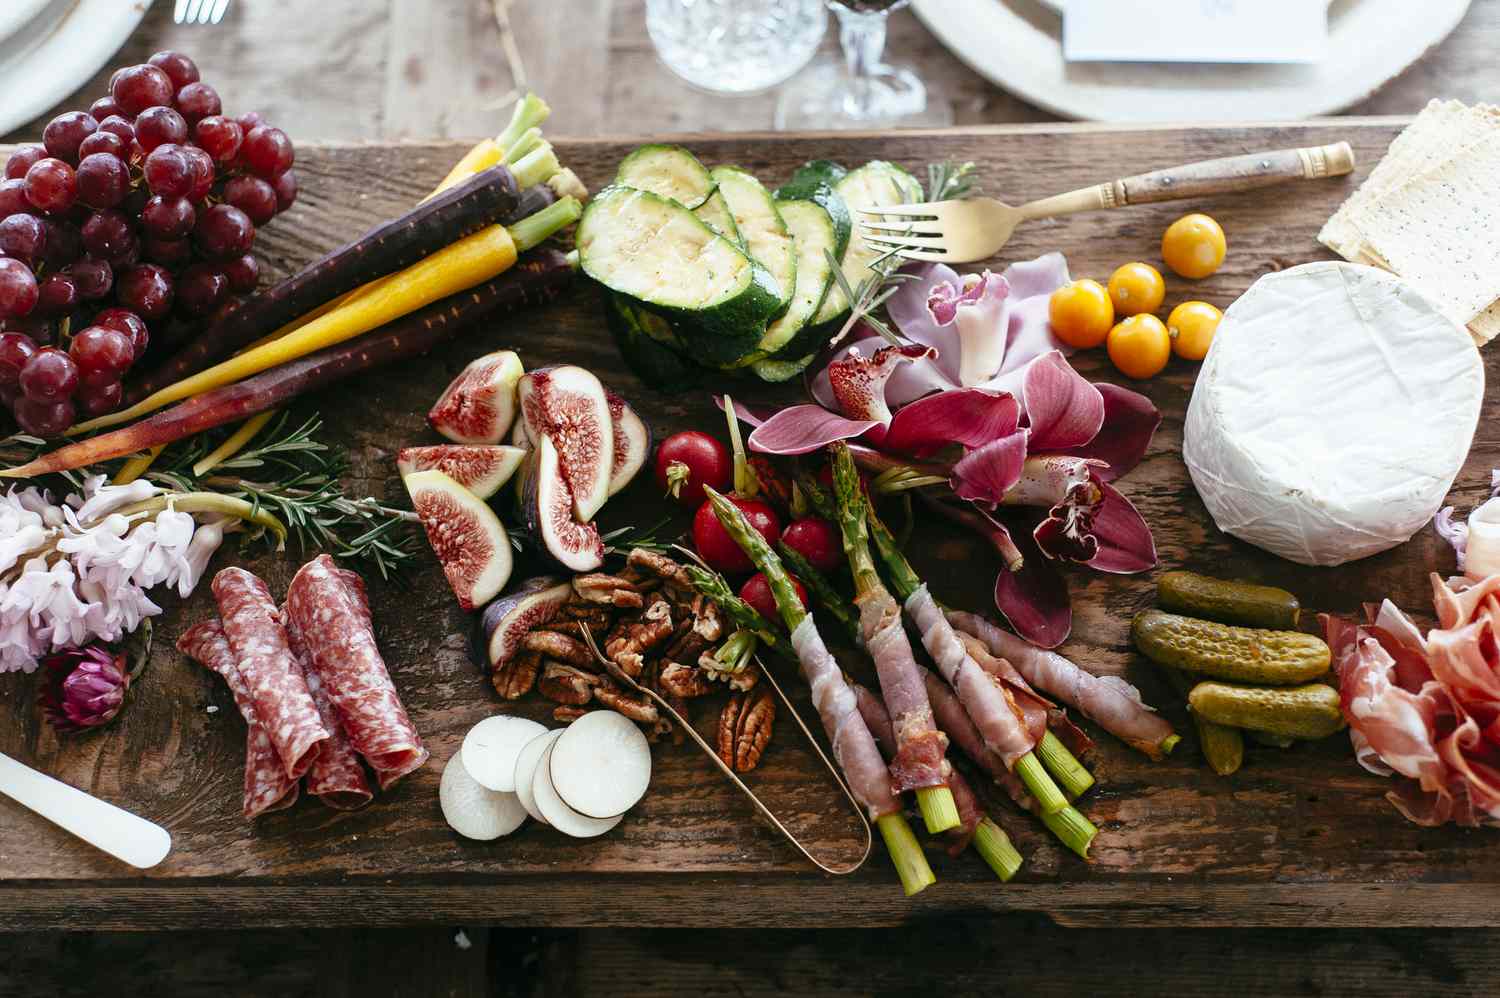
[701,487,934,896]
[829,444,958,833]
[949,611,1179,760]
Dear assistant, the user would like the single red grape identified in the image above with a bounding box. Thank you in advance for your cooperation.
[0,213,46,266]
[176,263,228,315]
[194,115,242,163]
[33,273,78,317]
[147,50,199,91]
[223,175,276,225]
[75,152,130,209]
[195,203,254,258]
[141,194,195,239]
[182,145,215,201]
[0,258,39,319]
[89,96,122,121]
[143,143,192,197]
[236,110,265,134]
[18,347,78,400]
[134,106,188,152]
[143,236,192,267]
[40,219,81,268]
[13,395,74,436]
[76,378,122,417]
[23,158,76,213]
[222,253,259,293]
[0,332,37,384]
[77,130,127,161]
[271,169,298,212]
[4,145,46,181]
[111,64,175,115]
[120,185,149,220]
[174,81,221,123]
[42,112,98,163]
[80,210,135,262]
[65,258,113,301]
[96,114,136,143]
[0,178,28,217]
[70,325,134,385]
[116,263,174,320]
[241,126,294,178]
[94,307,148,359]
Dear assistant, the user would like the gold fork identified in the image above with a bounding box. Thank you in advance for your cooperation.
[861,142,1356,264]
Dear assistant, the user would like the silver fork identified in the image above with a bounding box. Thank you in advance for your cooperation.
[174,0,231,24]
[860,142,1356,264]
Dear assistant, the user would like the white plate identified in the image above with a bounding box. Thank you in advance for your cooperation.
[0,0,57,49]
[0,0,154,137]
[911,0,1470,121]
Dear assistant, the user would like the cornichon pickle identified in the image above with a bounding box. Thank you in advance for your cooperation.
[1188,681,1346,740]
[1131,610,1330,684]
[1163,667,1243,775]
[1158,570,1300,630]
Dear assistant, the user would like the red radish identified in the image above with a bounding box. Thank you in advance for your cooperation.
[780,518,842,574]
[741,571,807,623]
[655,430,730,506]
[692,496,780,575]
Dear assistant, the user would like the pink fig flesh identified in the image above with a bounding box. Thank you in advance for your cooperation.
[396,444,526,500]
[605,390,651,496]
[427,350,524,445]
[519,365,613,522]
[404,469,513,611]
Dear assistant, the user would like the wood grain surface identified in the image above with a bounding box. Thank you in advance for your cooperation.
[1,119,1497,930]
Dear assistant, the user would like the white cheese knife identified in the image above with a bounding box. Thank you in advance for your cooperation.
[0,751,171,869]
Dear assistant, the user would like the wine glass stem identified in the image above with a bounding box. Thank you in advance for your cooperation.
[834,7,890,120]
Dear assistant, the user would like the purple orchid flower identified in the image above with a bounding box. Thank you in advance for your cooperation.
[742,253,1161,648]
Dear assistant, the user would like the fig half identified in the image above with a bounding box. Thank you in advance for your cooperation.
[518,365,613,522]
[478,575,572,672]
[606,391,651,496]
[397,445,527,500]
[428,350,524,444]
[517,436,604,572]
[403,469,513,611]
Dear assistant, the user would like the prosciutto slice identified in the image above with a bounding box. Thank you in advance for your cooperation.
[210,567,328,780]
[285,555,428,789]
[283,602,374,810]
[920,669,1035,813]
[177,619,299,819]
[1327,572,1500,827]
[948,609,1176,759]
[790,616,902,820]
[857,589,950,791]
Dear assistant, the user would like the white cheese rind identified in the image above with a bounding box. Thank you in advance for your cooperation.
[1183,261,1483,566]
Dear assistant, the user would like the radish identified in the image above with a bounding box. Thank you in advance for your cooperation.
[548,710,652,819]
[439,752,528,841]
[514,728,561,825]
[532,740,625,838]
[461,714,547,792]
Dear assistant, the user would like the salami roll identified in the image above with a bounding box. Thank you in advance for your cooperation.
[210,567,329,781]
[177,620,300,819]
[283,602,375,810]
[286,555,429,789]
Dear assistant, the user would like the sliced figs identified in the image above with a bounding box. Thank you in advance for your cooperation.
[428,349,524,444]
[518,365,614,522]
[403,469,513,611]
[517,437,604,572]
[397,445,527,500]
[605,390,651,496]
[479,576,572,671]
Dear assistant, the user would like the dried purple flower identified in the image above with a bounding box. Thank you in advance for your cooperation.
[38,644,131,734]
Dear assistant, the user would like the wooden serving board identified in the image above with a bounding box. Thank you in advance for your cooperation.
[2,120,1496,931]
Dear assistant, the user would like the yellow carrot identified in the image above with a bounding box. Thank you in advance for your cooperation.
[112,446,164,485]
[192,410,276,476]
[424,140,503,203]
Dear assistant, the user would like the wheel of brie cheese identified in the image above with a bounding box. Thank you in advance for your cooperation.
[1183,261,1484,567]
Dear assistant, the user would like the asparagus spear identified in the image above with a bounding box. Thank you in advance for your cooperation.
[777,540,861,647]
[702,487,935,896]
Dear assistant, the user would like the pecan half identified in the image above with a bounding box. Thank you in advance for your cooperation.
[697,652,761,691]
[604,599,674,678]
[552,705,588,723]
[692,597,724,644]
[491,649,542,700]
[537,661,604,705]
[658,661,714,699]
[626,548,694,590]
[522,629,595,668]
[718,686,775,772]
[572,573,645,609]
[593,685,659,724]
[552,605,616,636]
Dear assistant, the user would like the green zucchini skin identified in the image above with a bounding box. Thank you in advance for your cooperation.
[813,160,923,325]
[776,160,849,198]
[613,144,714,208]
[710,165,796,319]
[604,293,699,391]
[693,188,742,244]
[756,199,837,359]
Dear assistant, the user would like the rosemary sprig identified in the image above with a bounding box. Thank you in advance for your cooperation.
[927,160,977,202]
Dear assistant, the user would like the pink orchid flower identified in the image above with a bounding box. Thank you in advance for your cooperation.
[741,254,1160,648]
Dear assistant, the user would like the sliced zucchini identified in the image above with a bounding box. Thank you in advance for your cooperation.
[605,293,700,391]
[694,188,741,244]
[710,165,796,318]
[751,353,818,382]
[613,145,714,209]
[775,160,848,200]
[578,186,781,351]
[756,200,836,358]
[812,160,923,325]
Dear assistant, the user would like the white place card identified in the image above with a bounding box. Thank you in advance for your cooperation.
[1063,0,1329,64]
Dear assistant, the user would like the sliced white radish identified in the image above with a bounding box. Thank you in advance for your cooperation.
[532,742,624,838]
[549,709,652,819]
[462,714,547,792]
[439,753,528,840]
[514,729,561,825]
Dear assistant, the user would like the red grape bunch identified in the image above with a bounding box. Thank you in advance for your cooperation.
[0,50,297,436]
